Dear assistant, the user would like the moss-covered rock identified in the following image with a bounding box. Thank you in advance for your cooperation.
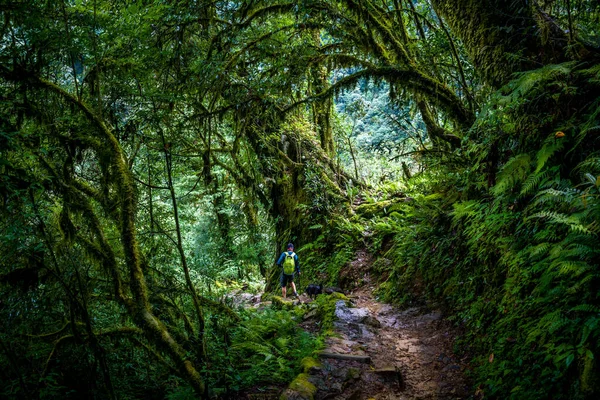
[314,292,350,331]
[301,357,322,374]
[279,373,317,400]
[272,295,295,310]
[355,200,393,218]
[328,292,349,301]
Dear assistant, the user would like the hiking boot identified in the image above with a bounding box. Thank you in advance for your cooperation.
[293,292,299,298]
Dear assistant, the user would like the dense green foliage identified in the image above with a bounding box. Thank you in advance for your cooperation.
[1,0,600,399]
[375,62,600,399]
[307,62,600,398]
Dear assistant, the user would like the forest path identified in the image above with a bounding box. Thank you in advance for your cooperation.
[294,252,471,400]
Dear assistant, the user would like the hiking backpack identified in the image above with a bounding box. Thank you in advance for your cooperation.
[282,252,296,275]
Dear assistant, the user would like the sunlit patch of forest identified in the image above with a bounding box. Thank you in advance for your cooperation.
[1,1,600,399]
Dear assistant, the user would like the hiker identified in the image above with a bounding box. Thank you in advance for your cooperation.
[277,243,300,298]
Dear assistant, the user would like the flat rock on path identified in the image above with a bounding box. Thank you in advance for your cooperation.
[303,282,470,400]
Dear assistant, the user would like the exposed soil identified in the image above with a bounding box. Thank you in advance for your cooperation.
[293,252,472,400]
[311,282,470,399]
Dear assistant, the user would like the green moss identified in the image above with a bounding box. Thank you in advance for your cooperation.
[271,295,294,310]
[355,200,393,218]
[314,293,347,331]
[329,292,349,301]
[580,355,599,395]
[281,373,316,400]
[300,357,321,374]
[261,293,274,302]
[292,305,307,318]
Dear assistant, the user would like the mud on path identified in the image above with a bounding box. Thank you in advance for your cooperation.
[294,273,472,399]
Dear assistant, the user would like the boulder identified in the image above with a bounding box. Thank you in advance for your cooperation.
[361,315,381,328]
[271,296,294,310]
[300,357,322,374]
[334,301,369,324]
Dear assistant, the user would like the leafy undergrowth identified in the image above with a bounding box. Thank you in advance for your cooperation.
[167,306,319,399]
[299,64,600,399]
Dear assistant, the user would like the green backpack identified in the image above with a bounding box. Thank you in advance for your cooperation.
[282,252,296,275]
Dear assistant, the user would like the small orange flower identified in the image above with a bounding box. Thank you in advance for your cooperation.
[555,131,566,138]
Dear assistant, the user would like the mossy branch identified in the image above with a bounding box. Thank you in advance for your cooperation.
[9,72,207,396]
[417,100,462,148]
[341,0,411,64]
[286,66,474,127]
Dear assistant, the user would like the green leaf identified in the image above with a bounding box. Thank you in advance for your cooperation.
[565,354,575,367]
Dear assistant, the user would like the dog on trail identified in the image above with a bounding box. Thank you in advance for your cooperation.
[305,284,323,299]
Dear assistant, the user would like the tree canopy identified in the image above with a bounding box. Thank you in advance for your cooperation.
[1,0,600,398]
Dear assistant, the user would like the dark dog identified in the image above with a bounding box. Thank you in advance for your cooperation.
[305,284,323,299]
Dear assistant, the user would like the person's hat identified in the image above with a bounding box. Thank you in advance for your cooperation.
[287,243,294,249]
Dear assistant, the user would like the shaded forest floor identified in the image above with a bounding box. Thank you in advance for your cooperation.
[238,250,473,400]
[297,266,471,399]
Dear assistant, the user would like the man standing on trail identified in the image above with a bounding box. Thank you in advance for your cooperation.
[277,243,300,298]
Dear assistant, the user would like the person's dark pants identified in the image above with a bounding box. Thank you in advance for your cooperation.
[280,273,294,287]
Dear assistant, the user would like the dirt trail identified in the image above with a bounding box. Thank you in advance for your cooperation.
[315,285,469,399]
[241,250,472,399]
[294,266,471,399]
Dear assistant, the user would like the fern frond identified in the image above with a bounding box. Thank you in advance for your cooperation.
[521,170,550,196]
[452,200,482,220]
[492,154,532,196]
[548,243,565,258]
[549,316,569,334]
[553,261,590,277]
[572,103,600,150]
[528,243,551,259]
[585,220,600,234]
[529,211,593,234]
[532,188,577,207]
[583,173,598,187]
[575,156,600,175]
[570,304,600,313]
[533,228,561,242]
[505,62,576,101]
[535,140,563,173]
[567,275,595,293]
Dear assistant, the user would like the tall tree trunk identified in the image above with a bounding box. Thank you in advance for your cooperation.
[161,132,206,360]
[241,111,344,292]
[22,76,208,397]
[310,31,335,155]
[431,0,570,87]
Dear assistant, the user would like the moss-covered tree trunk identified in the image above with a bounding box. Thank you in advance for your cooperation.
[310,30,335,156]
[241,110,345,292]
[21,76,209,397]
[431,0,570,87]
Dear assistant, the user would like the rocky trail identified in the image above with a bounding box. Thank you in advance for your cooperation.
[237,253,472,400]
[288,282,471,400]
